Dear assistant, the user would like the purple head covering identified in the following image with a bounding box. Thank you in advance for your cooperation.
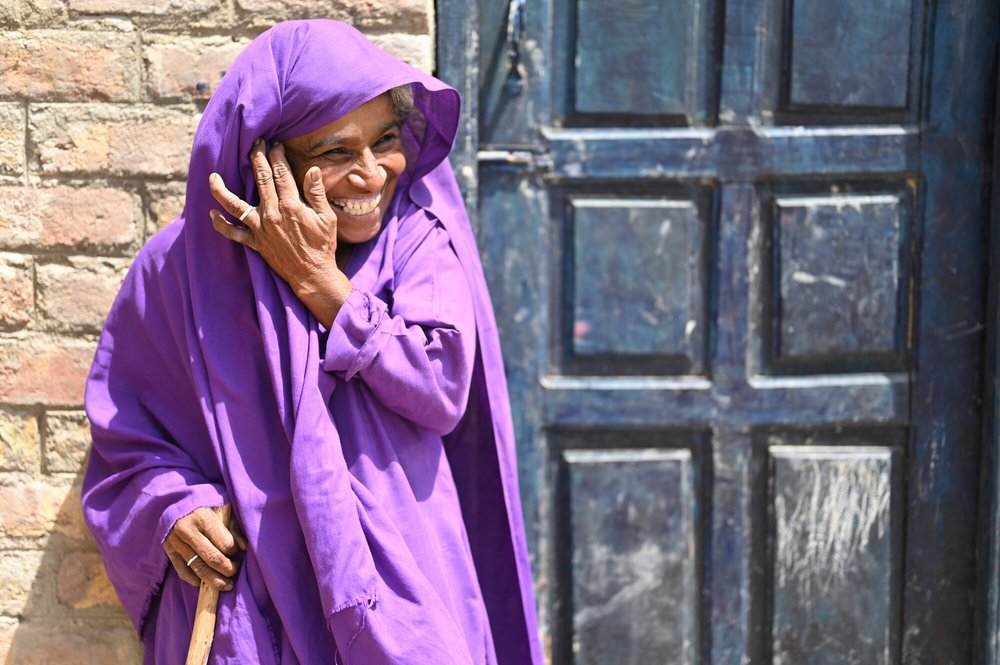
[82,20,542,665]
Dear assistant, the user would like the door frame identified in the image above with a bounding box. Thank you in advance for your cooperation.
[435,0,480,223]
[978,43,1000,665]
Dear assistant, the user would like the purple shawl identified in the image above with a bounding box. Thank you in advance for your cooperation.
[82,20,542,665]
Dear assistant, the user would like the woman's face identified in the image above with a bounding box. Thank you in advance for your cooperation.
[284,93,407,245]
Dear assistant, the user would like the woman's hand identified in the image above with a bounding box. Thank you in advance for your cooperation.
[208,139,353,327]
[163,505,247,591]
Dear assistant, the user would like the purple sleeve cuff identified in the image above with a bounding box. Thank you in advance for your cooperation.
[322,289,387,379]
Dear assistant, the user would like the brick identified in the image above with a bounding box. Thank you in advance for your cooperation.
[0,410,39,473]
[69,0,228,31]
[0,1,69,29]
[0,551,43,616]
[370,33,433,73]
[44,411,90,474]
[0,1,19,27]
[0,480,87,539]
[57,551,118,609]
[0,337,93,406]
[68,0,220,13]
[0,103,25,176]
[146,181,186,235]
[350,0,431,33]
[234,0,429,33]
[37,257,130,332]
[0,31,139,102]
[234,0,352,28]
[31,105,198,178]
[0,185,137,251]
[1,620,141,664]
[145,36,248,101]
[0,254,33,330]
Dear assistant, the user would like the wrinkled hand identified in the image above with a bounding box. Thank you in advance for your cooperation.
[163,506,246,592]
[208,140,352,327]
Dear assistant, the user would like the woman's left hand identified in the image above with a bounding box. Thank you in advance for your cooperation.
[208,140,353,327]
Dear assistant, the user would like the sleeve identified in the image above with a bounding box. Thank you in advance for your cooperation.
[81,246,227,634]
[321,223,476,436]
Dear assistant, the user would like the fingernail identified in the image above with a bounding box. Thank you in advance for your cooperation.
[209,173,217,184]
[311,168,321,183]
[254,138,264,147]
[224,583,234,592]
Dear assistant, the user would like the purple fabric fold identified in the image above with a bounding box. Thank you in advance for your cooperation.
[82,19,542,665]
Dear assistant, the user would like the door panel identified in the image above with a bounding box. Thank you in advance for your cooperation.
[759,0,925,125]
[571,0,704,119]
[550,0,720,125]
[756,429,907,665]
[554,437,703,665]
[460,0,998,663]
[553,184,714,376]
[758,182,915,374]
[785,0,913,109]
[767,443,902,665]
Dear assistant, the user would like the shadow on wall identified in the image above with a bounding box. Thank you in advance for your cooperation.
[2,460,142,663]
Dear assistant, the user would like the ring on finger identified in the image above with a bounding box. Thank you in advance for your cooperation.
[186,554,199,567]
[238,205,255,222]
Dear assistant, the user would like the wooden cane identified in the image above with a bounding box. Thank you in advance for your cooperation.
[185,504,233,665]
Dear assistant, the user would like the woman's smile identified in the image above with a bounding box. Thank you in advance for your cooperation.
[331,189,383,216]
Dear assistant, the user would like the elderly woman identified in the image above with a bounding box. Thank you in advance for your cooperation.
[81,20,542,665]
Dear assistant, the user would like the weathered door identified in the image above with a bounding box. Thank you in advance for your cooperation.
[439,0,998,663]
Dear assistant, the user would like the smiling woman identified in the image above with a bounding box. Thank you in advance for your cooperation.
[80,19,542,665]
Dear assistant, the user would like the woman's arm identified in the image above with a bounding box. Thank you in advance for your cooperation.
[322,223,476,435]
[207,144,477,434]
[82,239,245,631]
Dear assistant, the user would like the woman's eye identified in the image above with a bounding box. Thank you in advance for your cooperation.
[375,133,398,148]
[321,148,350,159]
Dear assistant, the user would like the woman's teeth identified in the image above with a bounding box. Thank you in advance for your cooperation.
[332,193,381,216]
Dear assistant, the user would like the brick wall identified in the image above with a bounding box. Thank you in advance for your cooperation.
[0,1,434,661]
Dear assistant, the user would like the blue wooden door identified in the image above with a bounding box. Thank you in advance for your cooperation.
[440,0,999,663]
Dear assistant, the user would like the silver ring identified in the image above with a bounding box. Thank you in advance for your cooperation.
[238,205,254,222]
[185,554,199,567]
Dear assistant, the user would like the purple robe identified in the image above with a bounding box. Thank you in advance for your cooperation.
[81,20,543,665]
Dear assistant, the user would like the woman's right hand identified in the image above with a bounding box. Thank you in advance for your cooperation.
[163,506,247,591]
[208,141,353,329]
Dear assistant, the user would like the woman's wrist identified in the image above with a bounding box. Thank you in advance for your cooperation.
[295,267,353,329]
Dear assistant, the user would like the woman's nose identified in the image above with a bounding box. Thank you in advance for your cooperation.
[347,150,387,190]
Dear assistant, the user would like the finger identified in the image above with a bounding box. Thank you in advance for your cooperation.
[180,515,238,577]
[269,142,302,207]
[187,553,235,592]
[202,508,239,558]
[188,526,239,576]
[172,533,234,592]
[211,209,255,248]
[251,139,279,222]
[303,166,336,221]
[208,172,257,229]
[185,519,238,572]
[164,540,201,587]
